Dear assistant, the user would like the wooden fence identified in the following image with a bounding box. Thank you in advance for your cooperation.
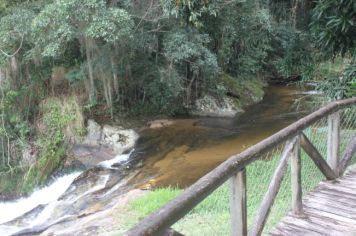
[126,97,356,236]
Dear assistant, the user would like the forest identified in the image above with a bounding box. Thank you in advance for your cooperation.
[0,0,355,197]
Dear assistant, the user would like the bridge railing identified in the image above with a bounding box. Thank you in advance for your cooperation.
[125,97,356,236]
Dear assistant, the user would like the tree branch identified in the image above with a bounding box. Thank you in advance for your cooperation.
[0,32,24,58]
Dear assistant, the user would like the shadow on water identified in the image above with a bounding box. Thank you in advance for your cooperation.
[131,85,320,189]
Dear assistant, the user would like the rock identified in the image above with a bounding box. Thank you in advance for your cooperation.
[147,119,174,129]
[67,120,139,169]
[83,119,102,145]
[39,189,146,236]
[66,145,116,168]
[101,125,139,154]
[191,95,243,118]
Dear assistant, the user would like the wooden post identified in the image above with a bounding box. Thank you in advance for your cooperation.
[327,112,340,176]
[249,138,297,236]
[300,133,337,180]
[339,136,356,174]
[291,135,303,215]
[230,168,247,236]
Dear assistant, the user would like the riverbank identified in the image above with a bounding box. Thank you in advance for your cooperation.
[113,146,327,235]
[0,84,325,235]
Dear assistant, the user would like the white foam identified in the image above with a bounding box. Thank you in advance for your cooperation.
[98,149,134,169]
[294,90,322,95]
[0,172,81,225]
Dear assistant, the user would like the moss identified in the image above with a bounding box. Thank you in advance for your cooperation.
[220,74,265,109]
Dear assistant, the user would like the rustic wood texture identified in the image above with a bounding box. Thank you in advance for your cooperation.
[339,135,356,174]
[230,168,247,236]
[291,136,303,216]
[270,164,356,236]
[300,133,338,180]
[249,138,298,236]
[327,112,340,176]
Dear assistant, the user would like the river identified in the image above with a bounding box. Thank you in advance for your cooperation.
[131,85,318,189]
[0,84,320,235]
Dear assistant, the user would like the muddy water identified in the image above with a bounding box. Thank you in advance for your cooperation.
[132,85,318,189]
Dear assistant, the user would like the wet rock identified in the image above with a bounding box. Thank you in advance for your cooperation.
[101,125,139,154]
[67,145,116,168]
[59,167,112,201]
[147,119,174,129]
[67,120,138,169]
[6,204,46,227]
[39,189,146,236]
[83,119,102,145]
[191,95,242,117]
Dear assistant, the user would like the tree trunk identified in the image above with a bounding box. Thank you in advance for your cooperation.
[110,47,119,97]
[84,38,96,102]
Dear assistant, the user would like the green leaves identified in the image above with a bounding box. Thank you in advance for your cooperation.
[310,0,355,57]
[86,8,133,43]
[32,0,133,57]
[164,29,218,75]
[0,8,35,60]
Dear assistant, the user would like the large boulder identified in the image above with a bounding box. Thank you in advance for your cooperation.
[83,119,102,145]
[101,125,139,154]
[146,119,174,129]
[191,95,243,118]
[67,120,139,168]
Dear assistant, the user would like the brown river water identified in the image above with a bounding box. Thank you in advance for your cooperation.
[131,85,319,189]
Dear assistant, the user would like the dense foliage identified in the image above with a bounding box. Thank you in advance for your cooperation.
[0,0,354,195]
[310,0,355,99]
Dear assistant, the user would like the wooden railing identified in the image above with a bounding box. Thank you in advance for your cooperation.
[125,97,356,236]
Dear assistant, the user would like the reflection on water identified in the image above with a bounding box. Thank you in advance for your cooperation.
[132,85,320,188]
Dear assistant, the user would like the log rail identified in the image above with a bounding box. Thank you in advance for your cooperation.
[126,97,356,236]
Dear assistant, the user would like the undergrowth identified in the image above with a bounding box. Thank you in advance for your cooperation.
[0,96,85,196]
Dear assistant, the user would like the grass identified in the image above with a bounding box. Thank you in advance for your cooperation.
[116,149,325,235]
[129,187,181,216]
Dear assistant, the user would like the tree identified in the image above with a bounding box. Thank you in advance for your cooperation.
[164,29,219,105]
[311,0,355,98]
[32,0,133,102]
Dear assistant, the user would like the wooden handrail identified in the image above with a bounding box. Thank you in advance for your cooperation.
[125,97,356,236]
[249,137,299,236]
